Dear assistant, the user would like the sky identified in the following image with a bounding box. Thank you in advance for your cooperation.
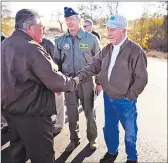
[4,2,164,21]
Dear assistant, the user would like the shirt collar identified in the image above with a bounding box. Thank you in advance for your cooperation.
[113,35,128,48]
[65,28,85,39]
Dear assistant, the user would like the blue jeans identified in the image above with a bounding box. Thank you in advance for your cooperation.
[103,92,138,161]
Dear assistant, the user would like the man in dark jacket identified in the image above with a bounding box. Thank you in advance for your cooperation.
[1,35,6,41]
[83,19,101,40]
[1,33,9,133]
[75,14,148,163]
[1,9,78,163]
[40,36,65,135]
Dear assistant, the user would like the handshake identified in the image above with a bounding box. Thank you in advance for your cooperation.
[73,76,80,85]
[72,76,102,95]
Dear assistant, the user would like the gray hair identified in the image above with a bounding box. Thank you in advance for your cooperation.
[15,9,40,31]
[84,19,93,26]
[75,14,81,20]
[71,14,81,21]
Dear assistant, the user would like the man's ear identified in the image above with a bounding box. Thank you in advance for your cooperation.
[123,28,127,34]
[26,24,32,32]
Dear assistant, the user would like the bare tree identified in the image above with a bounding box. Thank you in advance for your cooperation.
[77,2,102,21]
[51,10,64,32]
[87,1,101,20]
[105,2,119,15]
[148,2,168,51]
[1,2,14,36]
[156,2,167,16]
[148,2,167,17]
[1,2,11,19]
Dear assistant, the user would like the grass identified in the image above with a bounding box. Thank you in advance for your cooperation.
[146,50,168,59]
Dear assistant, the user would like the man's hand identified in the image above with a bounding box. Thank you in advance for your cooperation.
[95,84,102,95]
[73,76,80,85]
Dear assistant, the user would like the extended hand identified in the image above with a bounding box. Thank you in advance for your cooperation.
[73,76,80,85]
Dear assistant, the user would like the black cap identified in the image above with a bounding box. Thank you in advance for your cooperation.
[64,7,79,18]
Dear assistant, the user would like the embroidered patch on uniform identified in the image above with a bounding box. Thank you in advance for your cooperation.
[79,43,88,49]
[110,16,115,20]
[63,43,70,50]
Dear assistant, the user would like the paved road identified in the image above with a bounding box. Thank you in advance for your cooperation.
[1,58,167,163]
[53,58,167,163]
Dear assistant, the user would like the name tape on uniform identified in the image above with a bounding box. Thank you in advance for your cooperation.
[79,43,88,49]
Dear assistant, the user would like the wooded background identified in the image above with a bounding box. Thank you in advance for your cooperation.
[2,2,168,56]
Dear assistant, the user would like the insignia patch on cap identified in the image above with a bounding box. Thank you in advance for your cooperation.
[110,16,115,20]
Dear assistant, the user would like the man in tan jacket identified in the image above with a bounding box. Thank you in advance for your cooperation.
[74,14,148,163]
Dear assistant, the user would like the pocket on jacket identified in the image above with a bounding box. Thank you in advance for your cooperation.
[110,60,131,95]
[83,52,93,64]
[60,52,66,63]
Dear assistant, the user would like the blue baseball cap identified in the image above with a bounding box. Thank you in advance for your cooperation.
[64,7,79,18]
[105,14,128,29]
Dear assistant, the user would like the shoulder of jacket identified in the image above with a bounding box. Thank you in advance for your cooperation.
[93,30,99,35]
[27,40,44,54]
[102,43,111,52]
[55,34,68,46]
[43,38,54,46]
[128,39,146,55]
[85,31,97,39]
[55,34,65,42]
[98,43,111,58]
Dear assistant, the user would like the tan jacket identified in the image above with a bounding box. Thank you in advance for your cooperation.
[77,38,148,100]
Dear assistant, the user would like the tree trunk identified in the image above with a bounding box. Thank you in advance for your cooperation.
[59,21,63,33]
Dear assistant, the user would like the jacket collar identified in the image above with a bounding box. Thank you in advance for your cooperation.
[12,30,33,41]
[109,37,130,51]
[104,38,130,71]
[113,36,128,48]
[120,37,130,50]
[65,28,85,39]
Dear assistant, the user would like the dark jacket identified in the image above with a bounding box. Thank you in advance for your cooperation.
[40,38,54,58]
[1,30,77,116]
[77,38,148,100]
[1,35,6,42]
[91,30,100,40]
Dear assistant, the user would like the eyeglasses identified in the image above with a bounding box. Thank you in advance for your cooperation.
[83,25,90,28]
[30,23,45,30]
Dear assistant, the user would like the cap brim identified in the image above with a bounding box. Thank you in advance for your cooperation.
[104,22,118,28]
